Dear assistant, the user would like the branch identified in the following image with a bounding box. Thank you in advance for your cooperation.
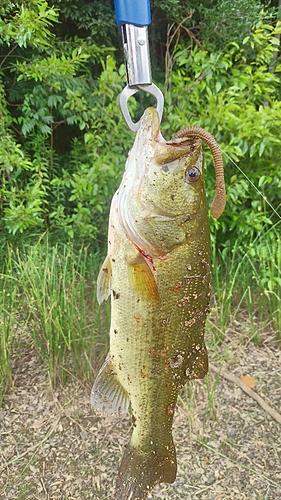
[209,363,281,425]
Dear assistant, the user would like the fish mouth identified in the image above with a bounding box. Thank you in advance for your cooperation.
[140,107,162,143]
[139,107,200,165]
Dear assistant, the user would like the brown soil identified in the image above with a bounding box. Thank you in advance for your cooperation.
[1,319,281,500]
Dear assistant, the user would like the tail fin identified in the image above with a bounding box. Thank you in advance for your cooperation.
[115,441,177,500]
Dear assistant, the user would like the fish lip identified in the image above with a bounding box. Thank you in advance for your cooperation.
[140,107,161,144]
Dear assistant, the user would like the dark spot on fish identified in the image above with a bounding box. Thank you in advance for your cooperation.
[132,414,137,427]
[172,282,182,292]
[134,314,141,323]
[171,194,175,201]
[114,329,117,334]
[166,404,175,416]
[181,215,191,224]
[126,337,129,342]
[112,258,115,262]
[162,164,169,172]
[113,290,120,299]
[102,268,108,274]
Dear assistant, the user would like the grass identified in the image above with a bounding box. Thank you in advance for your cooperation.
[0,225,280,404]
[0,238,110,402]
[0,245,19,403]
[211,228,281,343]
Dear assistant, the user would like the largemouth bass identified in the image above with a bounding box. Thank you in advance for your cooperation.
[91,107,226,500]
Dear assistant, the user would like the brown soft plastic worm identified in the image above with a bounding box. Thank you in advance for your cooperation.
[169,127,226,219]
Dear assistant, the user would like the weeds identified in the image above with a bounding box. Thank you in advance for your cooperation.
[0,224,280,404]
[211,228,281,343]
[0,247,18,404]
[250,232,281,340]
[0,239,110,398]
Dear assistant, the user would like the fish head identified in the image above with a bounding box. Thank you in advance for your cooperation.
[118,107,208,257]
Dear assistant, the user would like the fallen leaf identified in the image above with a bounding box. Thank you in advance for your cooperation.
[240,375,256,389]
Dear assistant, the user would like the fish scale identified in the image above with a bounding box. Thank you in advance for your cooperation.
[91,107,225,500]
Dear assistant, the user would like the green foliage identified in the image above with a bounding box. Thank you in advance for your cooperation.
[198,0,276,50]
[0,0,59,48]
[55,0,118,47]
[0,0,279,247]
[21,55,132,242]
[164,21,281,251]
[0,0,132,244]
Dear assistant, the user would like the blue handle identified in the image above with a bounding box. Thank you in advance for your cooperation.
[114,0,151,29]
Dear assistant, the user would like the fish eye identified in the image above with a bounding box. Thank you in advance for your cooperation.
[186,167,200,183]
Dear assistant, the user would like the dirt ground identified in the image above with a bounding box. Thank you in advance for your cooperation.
[1,320,281,500]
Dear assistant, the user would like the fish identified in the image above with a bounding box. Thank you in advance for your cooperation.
[91,107,226,500]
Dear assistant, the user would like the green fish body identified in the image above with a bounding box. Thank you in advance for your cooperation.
[91,107,225,500]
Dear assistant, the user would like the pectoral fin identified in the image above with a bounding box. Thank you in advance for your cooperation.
[97,255,112,304]
[91,356,129,415]
[128,253,159,303]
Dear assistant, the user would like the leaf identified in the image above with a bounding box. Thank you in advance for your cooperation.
[240,375,256,389]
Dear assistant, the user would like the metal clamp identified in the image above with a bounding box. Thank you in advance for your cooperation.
[114,0,164,132]
[119,24,164,131]
[119,83,164,132]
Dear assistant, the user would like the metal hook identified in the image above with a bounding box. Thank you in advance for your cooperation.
[119,83,164,132]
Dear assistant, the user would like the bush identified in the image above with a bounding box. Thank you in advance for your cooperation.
[163,21,281,251]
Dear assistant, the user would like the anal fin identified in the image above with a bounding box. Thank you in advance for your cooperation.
[91,356,129,415]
